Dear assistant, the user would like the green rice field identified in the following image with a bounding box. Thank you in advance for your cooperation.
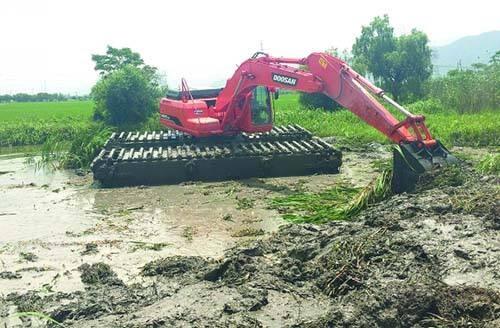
[0,101,93,147]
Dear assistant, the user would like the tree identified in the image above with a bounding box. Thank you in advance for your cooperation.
[91,46,156,76]
[91,46,164,125]
[0,95,12,102]
[490,50,500,65]
[91,45,161,87]
[91,65,161,125]
[352,15,432,102]
[352,15,396,79]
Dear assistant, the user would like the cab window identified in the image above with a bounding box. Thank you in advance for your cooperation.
[250,86,272,125]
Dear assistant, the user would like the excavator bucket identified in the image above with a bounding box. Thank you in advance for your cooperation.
[391,141,458,193]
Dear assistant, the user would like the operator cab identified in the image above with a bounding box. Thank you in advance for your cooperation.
[240,86,275,133]
[251,86,273,125]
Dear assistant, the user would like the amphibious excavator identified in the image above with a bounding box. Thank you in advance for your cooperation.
[91,52,456,192]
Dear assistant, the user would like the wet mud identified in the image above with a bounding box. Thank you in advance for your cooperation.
[1,146,499,327]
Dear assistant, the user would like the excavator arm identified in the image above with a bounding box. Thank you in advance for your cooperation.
[214,52,457,191]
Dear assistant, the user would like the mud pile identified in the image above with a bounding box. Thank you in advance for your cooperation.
[2,163,499,327]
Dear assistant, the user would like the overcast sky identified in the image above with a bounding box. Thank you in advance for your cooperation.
[0,0,498,95]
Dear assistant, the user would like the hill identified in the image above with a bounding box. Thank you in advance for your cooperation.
[432,31,500,75]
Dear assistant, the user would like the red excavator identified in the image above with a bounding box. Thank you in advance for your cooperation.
[91,52,456,192]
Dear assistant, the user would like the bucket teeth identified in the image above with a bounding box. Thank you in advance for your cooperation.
[91,125,342,187]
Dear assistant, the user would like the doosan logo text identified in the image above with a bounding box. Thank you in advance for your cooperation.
[272,73,297,86]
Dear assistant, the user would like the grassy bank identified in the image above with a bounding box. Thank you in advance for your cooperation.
[274,93,500,147]
[0,101,93,146]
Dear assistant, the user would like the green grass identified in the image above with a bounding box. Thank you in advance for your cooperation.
[425,111,500,147]
[0,101,93,147]
[1,94,498,171]
[274,93,500,147]
[476,153,500,175]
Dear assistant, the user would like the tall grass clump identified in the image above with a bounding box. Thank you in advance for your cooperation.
[64,125,111,168]
[425,110,500,147]
[32,124,111,170]
[343,169,393,217]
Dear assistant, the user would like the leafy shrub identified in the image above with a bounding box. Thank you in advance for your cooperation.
[92,65,161,126]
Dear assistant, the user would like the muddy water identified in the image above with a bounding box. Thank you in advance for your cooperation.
[0,154,96,242]
[0,149,384,295]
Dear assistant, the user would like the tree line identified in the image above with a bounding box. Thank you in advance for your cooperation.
[0,93,90,103]
[300,14,499,113]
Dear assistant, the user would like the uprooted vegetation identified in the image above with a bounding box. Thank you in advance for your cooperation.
[269,168,393,223]
[2,161,499,327]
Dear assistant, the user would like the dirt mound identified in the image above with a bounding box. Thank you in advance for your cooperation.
[78,262,123,286]
[1,163,499,327]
